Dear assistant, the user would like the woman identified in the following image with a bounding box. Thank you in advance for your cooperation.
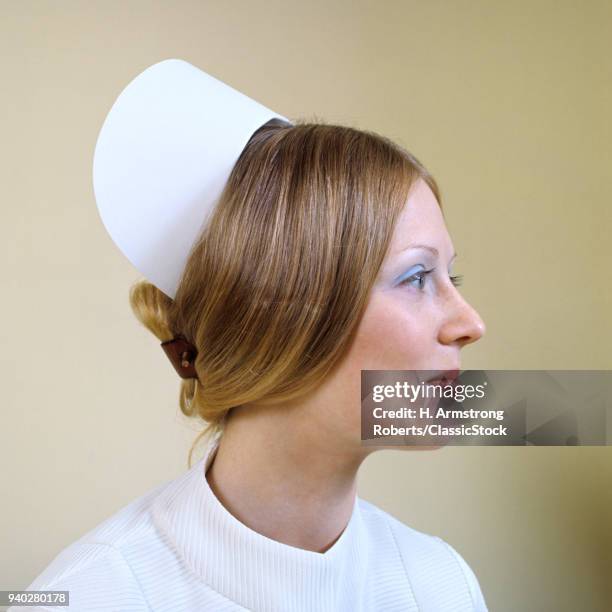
[13,74,488,611]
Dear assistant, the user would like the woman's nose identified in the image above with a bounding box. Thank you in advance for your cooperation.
[438,292,486,348]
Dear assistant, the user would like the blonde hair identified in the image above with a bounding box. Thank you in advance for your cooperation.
[129,118,442,467]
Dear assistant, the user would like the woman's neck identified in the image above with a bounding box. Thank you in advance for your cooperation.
[204,403,367,553]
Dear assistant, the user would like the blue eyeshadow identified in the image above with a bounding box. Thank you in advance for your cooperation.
[393,264,425,286]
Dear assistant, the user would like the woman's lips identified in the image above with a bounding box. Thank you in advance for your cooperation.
[442,369,460,382]
[426,369,460,385]
[428,377,453,387]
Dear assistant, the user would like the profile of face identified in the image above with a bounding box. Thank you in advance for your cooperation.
[359,178,485,371]
[308,178,486,452]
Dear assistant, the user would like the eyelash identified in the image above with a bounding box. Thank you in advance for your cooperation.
[400,269,464,290]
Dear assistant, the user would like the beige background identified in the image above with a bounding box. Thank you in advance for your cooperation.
[1,1,611,610]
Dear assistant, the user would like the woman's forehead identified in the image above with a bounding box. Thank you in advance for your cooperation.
[388,180,451,255]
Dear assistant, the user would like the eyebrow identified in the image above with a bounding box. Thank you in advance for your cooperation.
[398,244,458,261]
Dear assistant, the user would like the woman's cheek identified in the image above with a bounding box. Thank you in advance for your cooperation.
[354,293,426,370]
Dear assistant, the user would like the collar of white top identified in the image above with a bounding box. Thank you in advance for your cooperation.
[151,431,368,610]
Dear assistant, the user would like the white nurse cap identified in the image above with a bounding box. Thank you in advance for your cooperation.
[92,58,291,299]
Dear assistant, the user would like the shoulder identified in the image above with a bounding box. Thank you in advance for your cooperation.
[9,480,175,612]
[9,541,151,612]
[358,498,488,611]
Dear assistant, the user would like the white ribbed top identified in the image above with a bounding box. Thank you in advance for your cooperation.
[10,433,488,611]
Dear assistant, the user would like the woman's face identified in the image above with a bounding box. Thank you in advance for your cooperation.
[357,177,486,372]
[315,177,486,450]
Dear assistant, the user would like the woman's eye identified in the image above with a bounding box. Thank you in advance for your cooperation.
[400,269,433,290]
[399,271,464,290]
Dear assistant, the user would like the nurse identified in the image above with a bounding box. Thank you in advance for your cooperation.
[13,58,488,612]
